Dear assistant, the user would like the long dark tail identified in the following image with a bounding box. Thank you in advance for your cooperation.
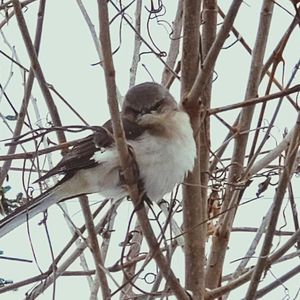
[0,185,64,238]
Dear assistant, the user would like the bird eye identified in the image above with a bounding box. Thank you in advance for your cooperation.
[150,99,164,112]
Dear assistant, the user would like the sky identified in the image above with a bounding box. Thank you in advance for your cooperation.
[0,0,300,299]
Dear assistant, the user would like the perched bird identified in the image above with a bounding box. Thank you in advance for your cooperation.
[0,82,196,237]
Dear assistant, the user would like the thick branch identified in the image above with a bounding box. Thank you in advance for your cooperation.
[199,0,217,201]
[181,0,205,298]
[97,1,188,299]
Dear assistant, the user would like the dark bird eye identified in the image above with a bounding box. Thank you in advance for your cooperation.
[150,99,164,112]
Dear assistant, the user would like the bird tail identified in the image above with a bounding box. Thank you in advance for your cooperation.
[0,183,72,238]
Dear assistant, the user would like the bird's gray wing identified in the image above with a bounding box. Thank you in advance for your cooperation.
[0,119,146,238]
[36,119,145,183]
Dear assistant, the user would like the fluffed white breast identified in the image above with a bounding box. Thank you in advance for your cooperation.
[130,111,196,202]
[87,110,196,202]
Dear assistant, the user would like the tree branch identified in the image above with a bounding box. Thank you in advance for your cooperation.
[12,0,65,144]
[206,0,275,288]
[186,0,243,105]
[181,0,204,298]
[97,1,188,299]
[209,85,300,116]
[161,0,183,86]
[0,0,46,185]
[245,112,300,298]
[129,0,142,88]
[79,195,110,300]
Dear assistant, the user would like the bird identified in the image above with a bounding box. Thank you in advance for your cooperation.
[0,82,196,238]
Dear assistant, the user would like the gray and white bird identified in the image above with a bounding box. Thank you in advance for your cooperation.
[0,82,196,237]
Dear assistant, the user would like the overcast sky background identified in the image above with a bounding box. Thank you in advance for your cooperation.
[1,1,300,299]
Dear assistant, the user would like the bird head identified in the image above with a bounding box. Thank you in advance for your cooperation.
[122,82,178,122]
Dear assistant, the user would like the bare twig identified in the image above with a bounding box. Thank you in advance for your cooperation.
[287,183,300,250]
[109,1,180,82]
[244,56,300,178]
[25,201,114,298]
[206,0,275,288]
[223,204,273,299]
[218,5,298,109]
[161,0,183,86]
[206,228,300,299]
[0,0,46,185]
[0,0,36,10]
[231,226,294,236]
[79,195,110,300]
[120,214,144,299]
[209,85,300,115]
[245,113,300,298]
[12,0,65,145]
[129,0,142,88]
[256,264,300,298]
[199,0,218,205]
[185,0,243,105]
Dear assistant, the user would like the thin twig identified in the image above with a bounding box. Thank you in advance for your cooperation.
[129,0,142,88]
[256,264,300,298]
[223,205,273,299]
[0,0,46,186]
[0,0,36,9]
[205,228,300,299]
[186,0,243,105]
[12,0,66,145]
[79,195,111,300]
[245,113,300,298]
[206,0,275,288]
[160,0,183,86]
[209,85,300,115]
[25,202,114,298]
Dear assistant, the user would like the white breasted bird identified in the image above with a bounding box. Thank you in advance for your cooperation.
[0,82,196,237]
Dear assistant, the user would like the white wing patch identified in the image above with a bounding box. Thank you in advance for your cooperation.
[92,147,118,164]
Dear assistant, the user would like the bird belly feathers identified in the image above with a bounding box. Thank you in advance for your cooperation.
[133,111,196,201]
[92,111,196,201]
